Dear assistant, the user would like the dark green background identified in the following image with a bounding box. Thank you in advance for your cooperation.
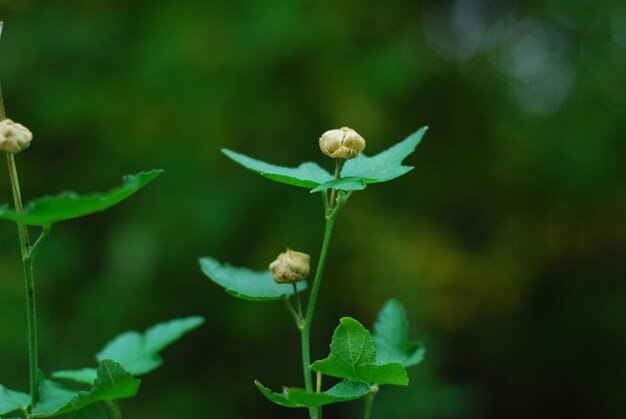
[1,0,625,418]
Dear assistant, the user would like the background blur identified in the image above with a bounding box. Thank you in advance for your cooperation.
[1,0,625,418]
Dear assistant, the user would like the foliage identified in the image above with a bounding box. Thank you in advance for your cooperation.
[200,257,306,301]
[0,170,163,226]
[222,128,427,192]
[0,317,204,417]
[203,130,427,418]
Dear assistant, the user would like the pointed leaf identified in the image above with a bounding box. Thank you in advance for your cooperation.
[53,317,204,385]
[200,257,306,301]
[0,385,30,416]
[341,127,428,184]
[32,361,140,417]
[0,170,163,226]
[373,299,425,367]
[311,317,408,386]
[255,379,370,408]
[309,177,367,193]
[222,149,332,188]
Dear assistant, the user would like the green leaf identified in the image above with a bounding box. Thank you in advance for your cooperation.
[341,127,428,184]
[0,384,30,416]
[255,379,370,408]
[199,257,307,301]
[223,127,426,193]
[0,170,163,225]
[309,177,366,193]
[311,317,408,386]
[372,299,425,368]
[32,361,140,417]
[53,317,204,385]
[222,149,333,188]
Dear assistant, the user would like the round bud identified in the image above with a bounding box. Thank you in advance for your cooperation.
[0,119,33,154]
[269,248,310,284]
[319,127,365,159]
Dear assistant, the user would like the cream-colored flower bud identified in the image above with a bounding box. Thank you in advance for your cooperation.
[269,248,310,284]
[0,119,33,154]
[319,127,365,159]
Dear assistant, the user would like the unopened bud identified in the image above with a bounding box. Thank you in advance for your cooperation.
[319,127,365,159]
[0,119,33,154]
[269,248,310,284]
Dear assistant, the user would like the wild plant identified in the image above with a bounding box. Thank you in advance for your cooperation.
[201,125,428,418]
[0,22,203,419]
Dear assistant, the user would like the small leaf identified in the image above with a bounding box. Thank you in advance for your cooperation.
[341,127,428,184]
[53,316,204,384]
[199,257,306,301]
[32,361,140,417]
[309,177,367,193]
[311,317,408,386]
[222,149,332,188]
[372,299,425,367]
[0,384,30,416]
[255,379,370,408]
[0,170,163,226]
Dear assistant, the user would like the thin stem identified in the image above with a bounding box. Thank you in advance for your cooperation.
[328,159,342,210]
[6,154,40,406]
[363,393,375,419]
[102,400,122,419]
[282,296,300,327]
[316,372,322,393]
[299,212,337,419]
[291,283,304,324]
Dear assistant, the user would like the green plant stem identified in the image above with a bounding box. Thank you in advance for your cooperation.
[292,283,304,324]
[363,392,375,419]
[328,159,342,209]
[300,212,337,419]
[101,400,122,419]
[6,153,42,407]
[283,296,300,326]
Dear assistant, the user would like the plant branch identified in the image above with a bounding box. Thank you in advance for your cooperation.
[2,78,42,406]
[283,296,300,327]
[102,400,122,419]
[299,205,340,419]
[363,393,374,419]
[328,159,342,210]
[292,283,304,324]
[6,154,40,407]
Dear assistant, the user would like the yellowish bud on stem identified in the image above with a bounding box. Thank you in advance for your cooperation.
[319,127,365,159]
[269,248,310,284]
[0,119,33,154]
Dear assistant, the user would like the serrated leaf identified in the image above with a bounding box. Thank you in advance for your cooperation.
[0,384,30,416]
[222,149,332,188]
[311,317,408,386]
[0,170,163,226]
[199,257,306,301]
[372,299,425,368]
[32,361,140,417]
[255,379,370,408]
[53,316,204,384]
[341,127,428,184]
[309,177,366,193]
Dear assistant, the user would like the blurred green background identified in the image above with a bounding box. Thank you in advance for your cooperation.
[1,0,625,417]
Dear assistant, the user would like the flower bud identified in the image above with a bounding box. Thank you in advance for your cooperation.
[319,127,365,159]
[0,119,33,154]
[269,248,310,284]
